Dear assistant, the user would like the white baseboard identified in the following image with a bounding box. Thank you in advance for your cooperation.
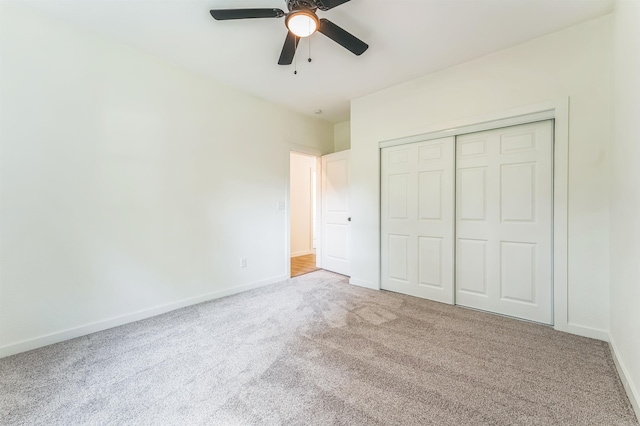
[0,274,288,359]
[554,323,610,342]
[609,335,640,420]
[290,250,314,257]
[349,278,378,290]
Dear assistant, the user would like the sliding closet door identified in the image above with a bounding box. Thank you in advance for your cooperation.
[381,137,455,304]
[455,120,553,324]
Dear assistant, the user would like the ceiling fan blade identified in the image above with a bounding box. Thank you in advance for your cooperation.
[318,19,368,56]
[315,0,352,11]
[278,31,299,65]
[210,8,285,20]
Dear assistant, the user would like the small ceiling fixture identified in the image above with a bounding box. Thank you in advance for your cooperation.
[286,10,320,38]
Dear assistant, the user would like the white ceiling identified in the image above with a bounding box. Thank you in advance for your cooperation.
[16,0,614,123]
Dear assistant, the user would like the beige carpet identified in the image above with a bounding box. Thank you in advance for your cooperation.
[1,271,637,425]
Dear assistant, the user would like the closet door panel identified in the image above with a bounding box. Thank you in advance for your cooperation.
[455,120,553,324]
[381,137,455,304]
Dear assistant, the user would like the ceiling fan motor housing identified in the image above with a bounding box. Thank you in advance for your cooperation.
[287,0,318,12]
[314,1,332,11]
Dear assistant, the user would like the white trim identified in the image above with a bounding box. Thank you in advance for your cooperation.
[349,278,377,290]
[287,143,323,158]
[610,335,640,419]
[377,99,572,336]
[563,324,610,341]
[314,156,322,270]
[0,274,288,359]
[380,110,556,148]
[551,99,570,334]
[291,249,315,257]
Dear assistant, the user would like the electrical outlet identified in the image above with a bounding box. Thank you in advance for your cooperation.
[240,258,247,268]
[277,201,285,211]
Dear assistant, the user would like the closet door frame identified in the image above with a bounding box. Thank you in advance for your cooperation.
[377,99,597,340]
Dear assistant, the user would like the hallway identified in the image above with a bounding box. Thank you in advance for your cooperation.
[290,254,320,277]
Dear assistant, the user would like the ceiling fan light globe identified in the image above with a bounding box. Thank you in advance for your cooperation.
[286,11,319,38]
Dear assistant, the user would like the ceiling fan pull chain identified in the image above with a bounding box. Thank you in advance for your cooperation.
[308,37,312,63]
[294,37,299,75]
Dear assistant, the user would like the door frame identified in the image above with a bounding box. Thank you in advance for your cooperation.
[286,144,322,278]
[377,98,590,339]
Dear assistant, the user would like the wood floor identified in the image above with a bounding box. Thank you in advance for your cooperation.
[290,254,320,277]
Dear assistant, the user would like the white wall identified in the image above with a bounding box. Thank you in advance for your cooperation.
[0,4,333,356]
[350,16,612,338]
[334,121,351,152]
[610,0,640,415]
[290,153,316,257]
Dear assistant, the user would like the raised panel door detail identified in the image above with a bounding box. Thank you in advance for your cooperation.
[501,162,536,222]
[326,159,349,213]
[456,239,487,295]
[389,149,409,165]
[419,237,442,288]
[388,234,409,282]
[325,224,348,261]
[419,145,442,162]
[459,168,486,220]
[388,174,409,219]
[458,139,486,158]
[419,171,442,220]
[501,131,536,154]
[501,242,536,303]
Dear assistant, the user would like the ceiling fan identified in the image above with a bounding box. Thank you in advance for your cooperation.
[210,0,369,65]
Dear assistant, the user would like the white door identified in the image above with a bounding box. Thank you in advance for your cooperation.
[321,150,350,276]
[381,137,455,304]
[456,120,553,324]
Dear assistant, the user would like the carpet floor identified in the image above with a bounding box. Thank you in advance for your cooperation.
[1,271,637,425]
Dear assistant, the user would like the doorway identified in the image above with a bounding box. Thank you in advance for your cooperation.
[290,152,320,277]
